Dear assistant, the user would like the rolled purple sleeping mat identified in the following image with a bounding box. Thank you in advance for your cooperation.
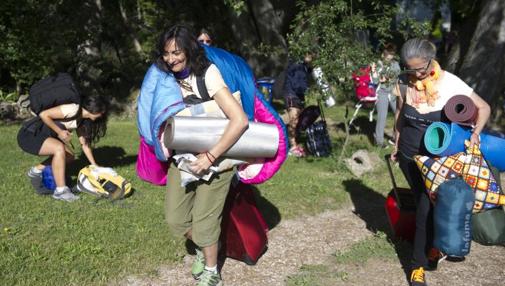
[163,117,279,158]
[443,95,477,126]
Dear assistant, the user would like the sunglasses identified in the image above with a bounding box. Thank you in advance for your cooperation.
[403,59,431,74]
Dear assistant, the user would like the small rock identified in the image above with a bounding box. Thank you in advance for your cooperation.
[345,149,381,177]
[0,101,17,120]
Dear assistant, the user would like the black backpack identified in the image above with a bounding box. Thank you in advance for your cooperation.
[296,105,321,133]
[29,73,81,115]
[305,100,332,157]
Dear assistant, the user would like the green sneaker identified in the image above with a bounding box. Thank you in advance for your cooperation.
[191,248,205,280]
[196,269,222,286]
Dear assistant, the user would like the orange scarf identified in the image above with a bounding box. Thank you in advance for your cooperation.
[409,60,442,107]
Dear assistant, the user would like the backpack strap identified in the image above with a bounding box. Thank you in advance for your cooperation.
[317,98,326,123]
[196,65,212,102]
[397,74,408,100]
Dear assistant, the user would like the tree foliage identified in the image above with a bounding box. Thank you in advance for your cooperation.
[0,0,498,109]
[0,0,233,102]
[286,0,428,98]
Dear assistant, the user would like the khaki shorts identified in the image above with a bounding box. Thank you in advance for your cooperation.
[165,163,235,247]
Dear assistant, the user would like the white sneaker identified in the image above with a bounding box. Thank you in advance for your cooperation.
[52,187,79,202]
[325,96,336,107]
[27,168,52,195]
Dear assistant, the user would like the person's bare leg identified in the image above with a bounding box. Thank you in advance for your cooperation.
[38,138,79,201]
[287,107,302,147]
[185,229,193,240]
[202,243,218,267]
[38,151,73,171]
[38,138,67,187]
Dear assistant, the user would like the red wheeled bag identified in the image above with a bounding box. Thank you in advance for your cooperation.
[220,179,268,265]
[384,155,416,242]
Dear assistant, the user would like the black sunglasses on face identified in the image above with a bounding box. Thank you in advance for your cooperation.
[403,59,431,74]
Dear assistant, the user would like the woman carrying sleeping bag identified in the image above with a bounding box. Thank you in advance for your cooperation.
[390,38,490,286]
[153,25,248,285]
[18,78,109,202]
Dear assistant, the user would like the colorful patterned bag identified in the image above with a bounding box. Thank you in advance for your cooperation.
[414,141,505,213]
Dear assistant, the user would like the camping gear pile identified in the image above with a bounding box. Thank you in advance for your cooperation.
[407,97,505,253]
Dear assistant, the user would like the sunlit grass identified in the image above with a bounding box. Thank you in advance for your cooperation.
[0,101,401,285]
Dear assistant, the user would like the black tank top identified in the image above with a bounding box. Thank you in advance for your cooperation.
[399,104,448,158]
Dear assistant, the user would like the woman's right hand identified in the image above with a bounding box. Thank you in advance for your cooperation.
[189,153,213,175]
[58,130,72,143]
[390,146,399,162]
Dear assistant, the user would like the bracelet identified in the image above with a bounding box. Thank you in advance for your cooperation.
[205,152,215,164]
[207,151,217,161]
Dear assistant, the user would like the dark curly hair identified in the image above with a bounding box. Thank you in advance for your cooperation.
[79,94,109,145]
[154,24,210,76]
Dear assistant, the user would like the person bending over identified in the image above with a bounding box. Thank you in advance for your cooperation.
[18,94,109,202]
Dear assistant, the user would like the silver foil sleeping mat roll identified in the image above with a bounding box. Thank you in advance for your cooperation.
[164,117,279,158]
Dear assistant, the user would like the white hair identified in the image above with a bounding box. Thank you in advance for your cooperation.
[400,38,437,63]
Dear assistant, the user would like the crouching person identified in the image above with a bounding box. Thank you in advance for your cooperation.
[18,94,109,201]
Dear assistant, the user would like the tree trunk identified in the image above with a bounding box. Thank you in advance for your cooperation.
[443,40,460,73]
[246,0,287,48]
[229,0,294,76]
[119,0,143,53]
[79,0,103,57]
[457,0,505,103]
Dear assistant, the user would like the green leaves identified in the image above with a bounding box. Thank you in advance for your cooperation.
[224,0,247,16]
[0,90,18,102]
[286,0,428,100]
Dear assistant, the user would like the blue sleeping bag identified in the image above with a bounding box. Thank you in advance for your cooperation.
[424,122,505,171]
[433,178,474,257]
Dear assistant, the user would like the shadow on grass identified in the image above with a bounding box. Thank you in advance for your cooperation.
[66,145,137,178]
[334,115,375,143]
[343,178,412,281]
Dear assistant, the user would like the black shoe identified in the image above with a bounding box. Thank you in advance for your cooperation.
[426,248,447,271]
[446,255,465,263]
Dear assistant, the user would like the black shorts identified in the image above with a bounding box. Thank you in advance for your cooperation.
[284,93,305,109]
[17,118,58,155]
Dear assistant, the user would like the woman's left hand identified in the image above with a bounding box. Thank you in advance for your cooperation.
[189,153,213,175]
[469,132,480,148]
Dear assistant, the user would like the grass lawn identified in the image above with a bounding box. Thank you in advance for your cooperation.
[0,101,404,285]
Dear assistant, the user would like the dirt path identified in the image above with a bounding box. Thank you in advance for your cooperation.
[120,206,373,286]
[119,206,505,286]
[327,242,505,286]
